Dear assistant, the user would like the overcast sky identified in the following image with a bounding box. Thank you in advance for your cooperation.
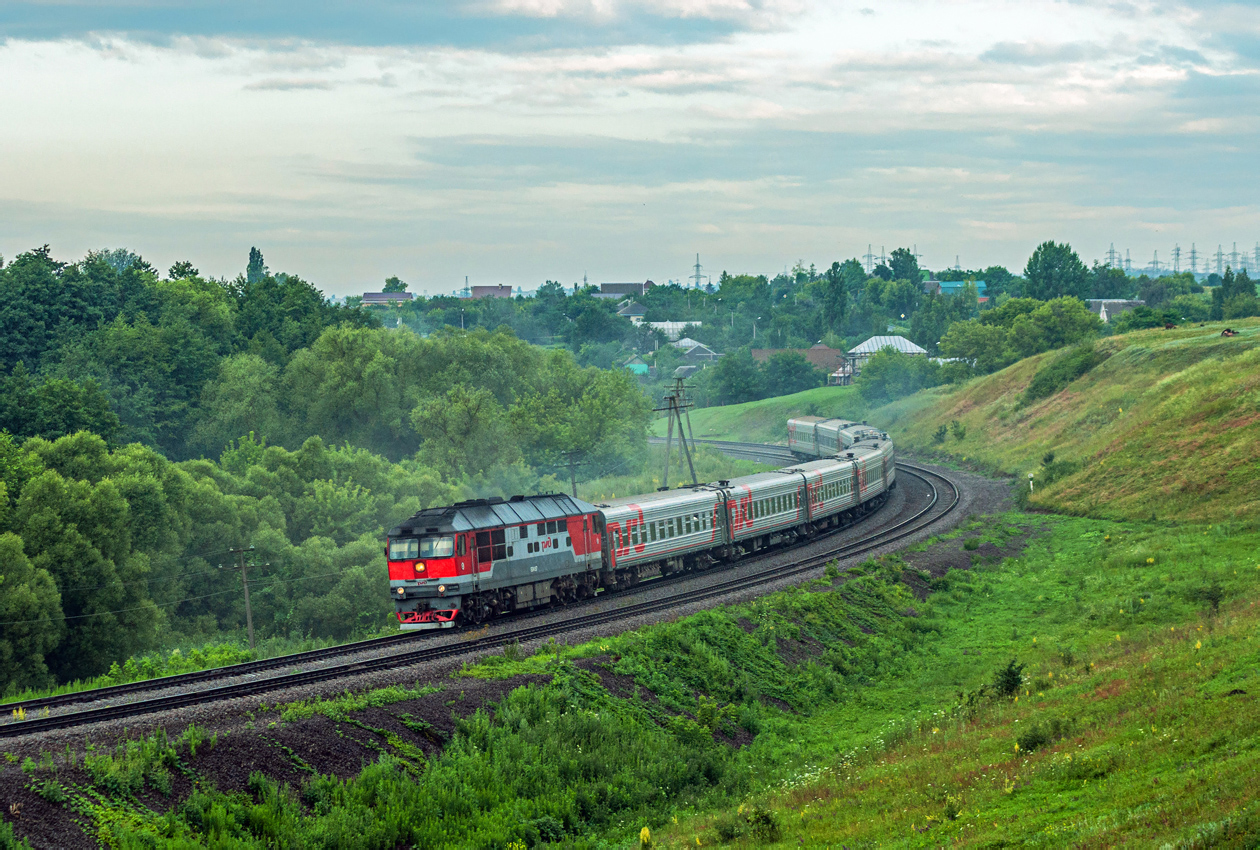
[2,0,1257,295]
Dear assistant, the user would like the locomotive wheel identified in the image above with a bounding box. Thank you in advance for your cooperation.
[463,594,489,626]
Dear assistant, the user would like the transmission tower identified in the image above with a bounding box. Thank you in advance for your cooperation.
[1215,245,1225,275]
[690,254,705,289]
[1231,242,1239,270]
[913,244,923,265]
[1149,250,1162,276]
[954,254,962,271]
[1124,249,1132,274]
[1188,243,1199,275]
[1172,244,1181,273]
[1106,243,1118,268]
[879,246,887,266]
[1254,243,1260,271]
[862,244,875,274]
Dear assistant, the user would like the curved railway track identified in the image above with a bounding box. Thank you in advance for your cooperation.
[0,456,957,739]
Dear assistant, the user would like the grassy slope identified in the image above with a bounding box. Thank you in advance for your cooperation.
[878,318,1260,522]
[649,385,865,444]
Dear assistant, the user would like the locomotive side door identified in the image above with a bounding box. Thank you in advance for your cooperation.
[473,531,492,575]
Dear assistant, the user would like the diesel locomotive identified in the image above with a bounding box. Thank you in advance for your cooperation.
[387,417,894,630]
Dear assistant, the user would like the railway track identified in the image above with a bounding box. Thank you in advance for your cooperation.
[647,436,794,464]
[0,457,957,739]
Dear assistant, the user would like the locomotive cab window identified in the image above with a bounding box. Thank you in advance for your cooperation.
[491,529,507,560]
[388,538,419,560]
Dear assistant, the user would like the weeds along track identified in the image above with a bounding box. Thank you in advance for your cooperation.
[0,457,956,739]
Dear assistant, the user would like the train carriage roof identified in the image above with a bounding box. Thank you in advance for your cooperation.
[596,486,718,511]
[389,493,597,537]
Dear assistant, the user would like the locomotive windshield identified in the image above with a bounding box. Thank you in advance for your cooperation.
[388,536,454,560]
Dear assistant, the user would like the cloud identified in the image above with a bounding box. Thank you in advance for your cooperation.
[980,40,1108,65]
[244,78,335,91]
[1,0,1257,291]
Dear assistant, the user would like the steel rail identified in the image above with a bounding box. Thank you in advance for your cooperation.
[1,461,957,739]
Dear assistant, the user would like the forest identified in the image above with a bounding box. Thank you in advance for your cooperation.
[0,247,649,696]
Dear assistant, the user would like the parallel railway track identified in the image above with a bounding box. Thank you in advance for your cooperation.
[0,454,957,738]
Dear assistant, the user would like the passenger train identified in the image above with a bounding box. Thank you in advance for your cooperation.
[387,417,894,629]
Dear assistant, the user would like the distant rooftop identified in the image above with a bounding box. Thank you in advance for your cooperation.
[849,335,927,356]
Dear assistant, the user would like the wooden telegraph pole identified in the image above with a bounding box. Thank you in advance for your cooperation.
[656,378,698,489]
[228,545,258,650]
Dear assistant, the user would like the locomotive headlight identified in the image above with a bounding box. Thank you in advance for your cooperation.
[396,587,405,596]
[438,584,446,594]
[414,562,425,573]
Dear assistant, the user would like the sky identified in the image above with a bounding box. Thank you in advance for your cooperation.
[1,0,1258,296]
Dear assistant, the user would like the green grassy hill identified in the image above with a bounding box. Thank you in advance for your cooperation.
[668,318,1260,522]
[880,318,1260,522]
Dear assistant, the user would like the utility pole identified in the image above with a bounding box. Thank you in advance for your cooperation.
[229,546,257,651]
[563,451,581,497]
[655,379,697,489]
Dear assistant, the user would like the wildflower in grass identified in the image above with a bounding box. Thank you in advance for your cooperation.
[1146,557,1155,564]
[639,826,651,848]
[1195,640,1202,649]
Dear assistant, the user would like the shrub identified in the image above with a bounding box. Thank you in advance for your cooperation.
[0,819,32,850]
[33,779,67,804]
[950,420,967,441]
[1016,717,1070,753]
[993,659,1025,699]
[933,425,948,444]
[713,804,781,843]
[1021,343,1107,405]
[963,538,980,551]
[1194,579,1225,614]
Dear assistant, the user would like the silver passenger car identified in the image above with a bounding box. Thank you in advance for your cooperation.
[598,487,723,575]
[719,470,808,544]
